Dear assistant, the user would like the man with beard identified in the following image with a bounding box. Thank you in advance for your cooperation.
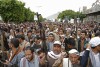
[63,43,91,67]
[68,49,81,67]
[3,38,24,67]
[20,46,39,67]
[47,41,63,67]
[16,34,30,51]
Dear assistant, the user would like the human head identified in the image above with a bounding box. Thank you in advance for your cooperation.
[24,46,34,61]
[34,36,41,44]
[48,33,55,42]
[58,29,64,35]
[9,38,19,49]
[27,30,32,37]
[15,28,19,35]
[37,49,45,59]
[69,49,80,64]
[10,29,15,36]
[66,38,75,51]
[77,29,81,36]
[53,41,61,54]
[71,31,76,38]
[81,30,87,39]
[89,37,100,52]
[59,35,65,42]
[19,30,24,35]
[16,34,25,43]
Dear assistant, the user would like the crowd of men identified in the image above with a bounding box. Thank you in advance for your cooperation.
[0,21,100,67]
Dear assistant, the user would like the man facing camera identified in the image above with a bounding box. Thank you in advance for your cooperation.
[20,46,39,67]
[63,44,90,67]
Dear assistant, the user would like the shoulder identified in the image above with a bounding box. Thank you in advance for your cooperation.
[20,57,27,63]
[17,51,25,58]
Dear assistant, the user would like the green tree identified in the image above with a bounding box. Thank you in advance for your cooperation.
[0,0,25,23]
[29,12,35,22]
[75,12,86,21]
[24,8,35,22]
[58,10,86,21]
[0,0,43,23]
[58,10,75,20]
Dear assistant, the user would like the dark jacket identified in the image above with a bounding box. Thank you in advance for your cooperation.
[80,50,90,67]
[78,38,88,52]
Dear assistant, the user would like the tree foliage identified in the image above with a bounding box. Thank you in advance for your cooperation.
[58,10,86,21]
[0,0,43,23]
[24,8,35,22]
[75,12,86,20]
[0,0,25,23]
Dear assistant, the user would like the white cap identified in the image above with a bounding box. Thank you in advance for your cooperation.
[60,35,65,37]
[89,37,100,47]
[68,49,79,56]
[54,41,61,45]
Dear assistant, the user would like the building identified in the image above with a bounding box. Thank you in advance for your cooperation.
[83,0,100,23]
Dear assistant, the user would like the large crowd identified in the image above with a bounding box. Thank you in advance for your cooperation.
[0,21,100,67]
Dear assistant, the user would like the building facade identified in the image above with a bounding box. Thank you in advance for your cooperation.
[83,0,100,23]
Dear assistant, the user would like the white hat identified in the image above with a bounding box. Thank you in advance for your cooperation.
[54,41,61,45]
[68,49,79,56]
[60,35,65,37]
[89,37,100,47]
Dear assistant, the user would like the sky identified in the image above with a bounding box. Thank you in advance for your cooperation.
[19,0,96,18]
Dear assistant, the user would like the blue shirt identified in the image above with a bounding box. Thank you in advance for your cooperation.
[7,51,24,67]
[20,55,39,67]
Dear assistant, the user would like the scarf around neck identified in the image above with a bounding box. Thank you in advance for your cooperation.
[48,51,61,59]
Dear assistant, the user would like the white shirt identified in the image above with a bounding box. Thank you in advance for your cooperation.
[63,58,72,67]
[94,53,100,67]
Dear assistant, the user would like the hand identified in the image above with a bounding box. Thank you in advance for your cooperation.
[86,44,91,49]
[3,60,9,65]
[39,53,46,65]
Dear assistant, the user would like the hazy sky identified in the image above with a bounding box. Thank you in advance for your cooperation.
[19,0,96,18]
